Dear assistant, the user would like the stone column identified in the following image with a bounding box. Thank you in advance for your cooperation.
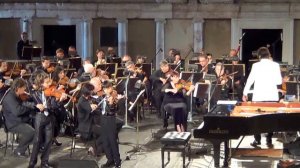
[155,18,166,70]
[116,18,128,57]
[21,17,32,40]
[193,18,204,54]
[82,19,93,60]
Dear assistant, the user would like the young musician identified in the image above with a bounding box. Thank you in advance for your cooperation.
[35,56,51,74]
[214,62,231,100]
[29,72,67,168]
[101,81,121,168]
[2,78,35,158]
[243,47,282,147]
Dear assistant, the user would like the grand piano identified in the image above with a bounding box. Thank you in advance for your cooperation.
[193,102,300,168]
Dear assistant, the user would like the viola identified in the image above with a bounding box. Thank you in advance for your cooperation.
[44,84,66,100]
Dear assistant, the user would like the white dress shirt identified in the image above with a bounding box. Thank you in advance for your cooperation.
[243,59,282,101]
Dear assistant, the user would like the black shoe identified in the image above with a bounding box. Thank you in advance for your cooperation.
[41,162,53,168]
[101,161,114,168]
[266,140,273,148]
[53,139,62,146]
[250,140,261,147]
[28,164,35,168]
[13,150,28,158]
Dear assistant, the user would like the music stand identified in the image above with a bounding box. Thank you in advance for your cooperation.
[135,63,152,78]
[188,60,198,65]
[180,72,203,84]
[22,46,33,60]
[115,68,125,78]
[110,57,122,66]
[96,63,117,78]
[224,64,245,77]
[69,57,82,70]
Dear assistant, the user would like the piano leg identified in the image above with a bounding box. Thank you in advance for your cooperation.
[211,140,221,168]
[223,140,229,167]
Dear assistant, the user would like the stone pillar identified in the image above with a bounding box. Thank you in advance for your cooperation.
[155,18,166,70]
[193,18,204,54]
[82,19,93,60]
[116,18,128,57]
[21,18,32,40]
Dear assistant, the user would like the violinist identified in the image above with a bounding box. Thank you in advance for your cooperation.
[161,71,194,132]
[35,56,51,74]
[77,83,100,156]
[48,66,68,146]
[198,54,215,76]
[29,72,67,168]
[121,54,132,67]
[123,61,147,121]
[106,47,117,63]
[149,60,172,117]
[100,80,121,168]
[136,55,146,64]
[0,60,10,80]
[214,62,231,100]
[67,45,78,58]
[79,63,96,82]
[94,49,107,67]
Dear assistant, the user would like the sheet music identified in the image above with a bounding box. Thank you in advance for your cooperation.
[162,131,191,140]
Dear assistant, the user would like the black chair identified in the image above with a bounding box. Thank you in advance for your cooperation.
[0,112,30,157]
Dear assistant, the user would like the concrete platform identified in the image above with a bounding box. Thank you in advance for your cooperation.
[0,112,296,168]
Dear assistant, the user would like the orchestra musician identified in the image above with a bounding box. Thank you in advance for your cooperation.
[55,48,70,68]
[136,55,146,64]
[49,66,69,146]
[35,56,52,74]
[100,80,121,168]
[214,62,231,100]
[149,60,172,117]
[0,60,10,80]
[94,49,107,67]
[2,78,35,158]
[243,47,282,147]
[29,71,67,168]
[198,54,215,76]
[121,54,132,67]
[106,47,117,63]
[161,71,194,132]
[77,83,100,156]
[165,48,177,63]
[17,32,31,60]
[67,46,78,58]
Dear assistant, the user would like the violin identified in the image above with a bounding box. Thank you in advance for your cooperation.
[58,76,69,86]
[47,66,55,73]
[175,79,192,91]
[44,84,66,99]
[19,91,31,101]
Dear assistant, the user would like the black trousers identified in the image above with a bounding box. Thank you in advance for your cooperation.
[29,113,53,165]
[101,115,121,165]
[8,123,35,153]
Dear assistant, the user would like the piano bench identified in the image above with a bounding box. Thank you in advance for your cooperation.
[160,132,191,168]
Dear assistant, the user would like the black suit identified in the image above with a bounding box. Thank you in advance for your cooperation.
[2,90,35,154]
[149,69,167,116]
[17,40,31,59]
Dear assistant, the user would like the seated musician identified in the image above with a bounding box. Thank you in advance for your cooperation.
[149,60,172,117]
[165,48,177,63]
[106,47,117,63]
[77,83,101,155]
[198,54,215,75]
[79,63,96,82]
[0,60,10,80]
[161,71,194,132]
[2,78,35,158]
[243,47,282,147]
[123,61,147,121]
[50,66,69,146]
[136,55,146,64]
[67,46,79,58]
[214,62,231,100]
[55,48,70,68]
[35,56,51,74]
[94,49,107,67]
[77,58,91,77]
[121,54,132,67]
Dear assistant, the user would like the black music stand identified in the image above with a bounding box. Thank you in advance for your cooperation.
[110,57,122,66]
[285,81,298,101]
[188,60,198,64]
[115,68,125,78]
[22,46,41,60]
[69,57,82,70]
[180,72,203,83]
[135,63,152,78]
[96,63,117,78]
[224,64,245,77]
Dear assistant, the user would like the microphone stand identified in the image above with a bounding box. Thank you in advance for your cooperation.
[125,89,146,160]
[122,74,135,130]
[151,49,162,70]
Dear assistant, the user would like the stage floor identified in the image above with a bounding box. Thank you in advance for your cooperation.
[0,112,295,168]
